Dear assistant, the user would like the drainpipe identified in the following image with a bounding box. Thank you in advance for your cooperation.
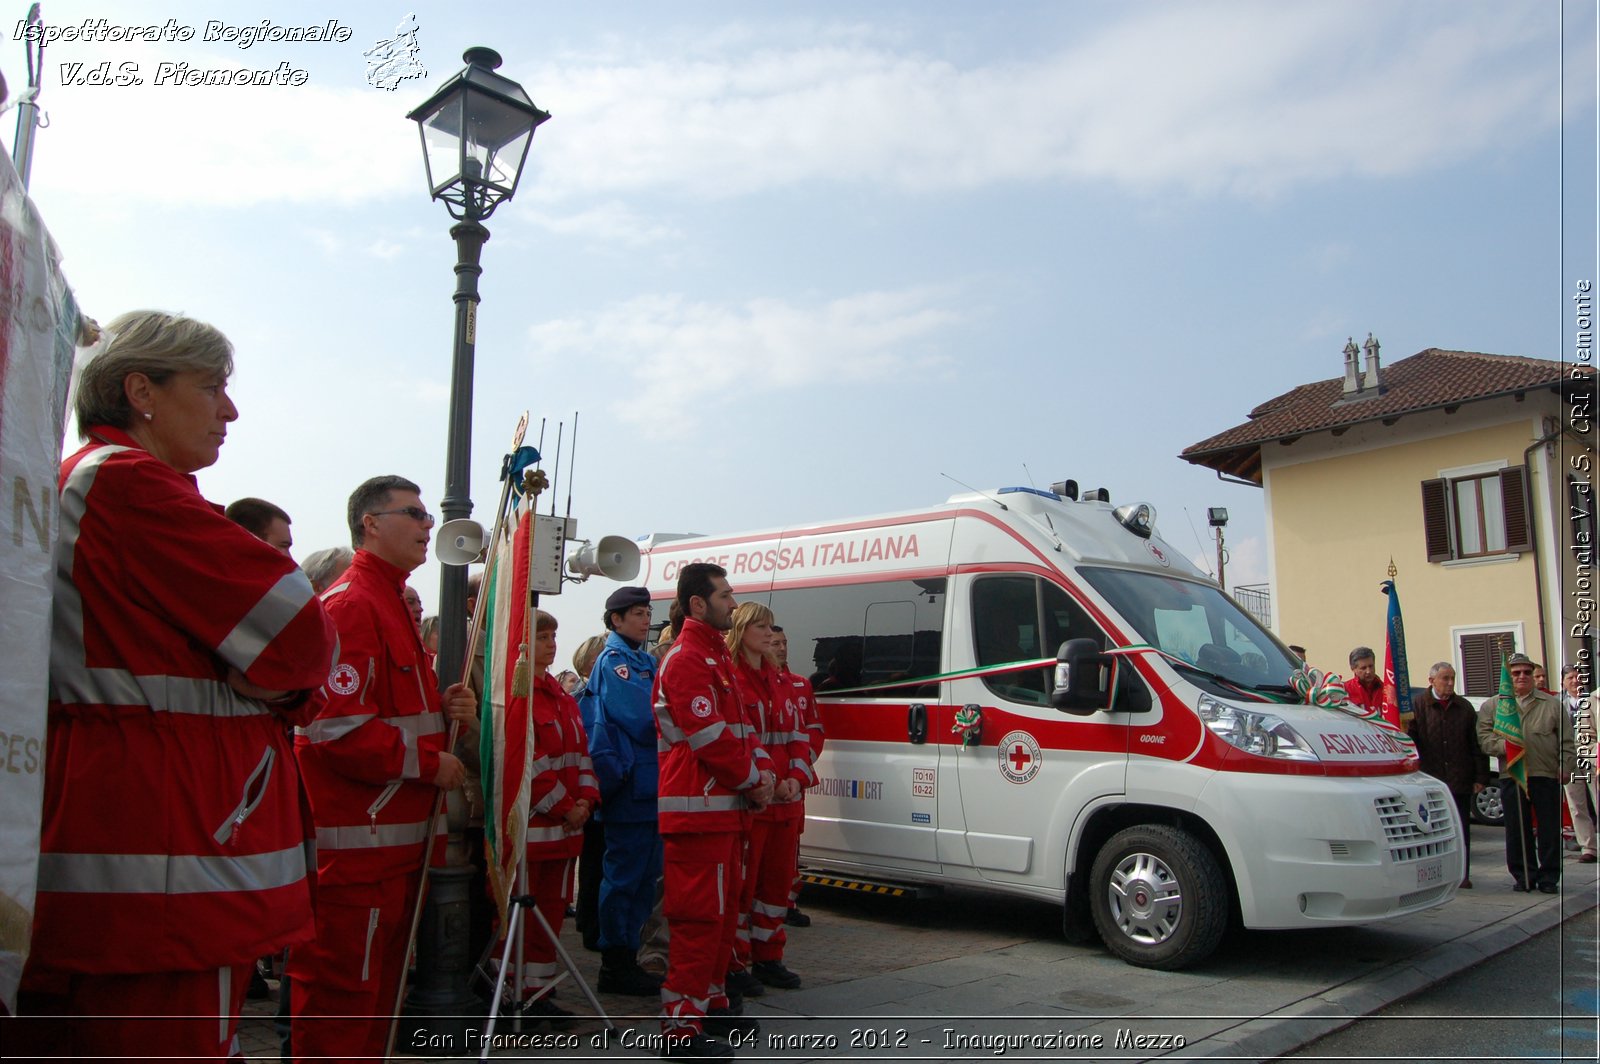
[1523,424,1568,671]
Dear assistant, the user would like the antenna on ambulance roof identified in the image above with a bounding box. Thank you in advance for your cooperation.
[941,472,1008,511]
[1022,463,1038,489]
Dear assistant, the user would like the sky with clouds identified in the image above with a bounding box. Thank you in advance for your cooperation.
[3,0,1594,666]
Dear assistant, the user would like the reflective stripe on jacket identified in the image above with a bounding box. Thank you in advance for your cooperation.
[295,549,447,886]
[34,428,334,974]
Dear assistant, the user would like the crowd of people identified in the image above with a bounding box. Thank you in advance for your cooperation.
[9,311,825,1061]
[1330,644,1594,895]
[10,309,1596,1062]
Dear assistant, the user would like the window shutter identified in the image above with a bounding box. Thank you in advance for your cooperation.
[1421,478,1452,561]
[1500,465,1533,553]
[1458,630,1519,697]
[1459,633,1490,694]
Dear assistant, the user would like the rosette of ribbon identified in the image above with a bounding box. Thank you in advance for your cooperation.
[952,704,982,746]
[1289,667,1351,710]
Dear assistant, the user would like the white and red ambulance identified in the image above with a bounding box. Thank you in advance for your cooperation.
[639,484,1460,970]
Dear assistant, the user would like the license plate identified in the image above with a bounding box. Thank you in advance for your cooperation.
[1416,858,1443,887]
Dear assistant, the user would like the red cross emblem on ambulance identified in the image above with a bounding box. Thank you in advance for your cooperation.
[997,729,1042,784]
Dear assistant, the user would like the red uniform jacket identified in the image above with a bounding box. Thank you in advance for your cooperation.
[652,618,771,834]
[295,549,448,887]
[1345,676,1398,728]
[525,671,600,859]
[734,657,808,822]
[34,427,334,974]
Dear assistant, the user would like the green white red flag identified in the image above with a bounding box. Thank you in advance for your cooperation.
[1492,657,1527,793]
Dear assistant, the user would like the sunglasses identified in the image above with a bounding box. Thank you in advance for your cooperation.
[368,506,436,526]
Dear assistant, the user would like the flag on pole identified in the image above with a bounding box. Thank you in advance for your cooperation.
[1380,578,1412,729]
[1492,656,1527,794]
[480,457,539,931]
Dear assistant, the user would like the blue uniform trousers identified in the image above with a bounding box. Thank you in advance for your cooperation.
[598,819,664,951]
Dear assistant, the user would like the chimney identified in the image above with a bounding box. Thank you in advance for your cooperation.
[1362,332,1382,393]
[1342,337,1361,395]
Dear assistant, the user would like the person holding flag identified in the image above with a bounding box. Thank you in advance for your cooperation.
[1476,652,1576,894]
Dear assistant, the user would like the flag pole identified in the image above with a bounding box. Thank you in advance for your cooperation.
[10,4,44,189]
[385,415,529,1061]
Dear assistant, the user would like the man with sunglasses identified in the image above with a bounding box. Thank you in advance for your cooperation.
[1476,652,1576,895]
[291,475,477,1060]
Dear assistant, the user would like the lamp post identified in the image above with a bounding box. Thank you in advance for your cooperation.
[402,47,550,1041]
[1208,507,1229,590]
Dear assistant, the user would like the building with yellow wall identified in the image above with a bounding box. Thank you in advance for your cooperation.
[1182,340,1594,700]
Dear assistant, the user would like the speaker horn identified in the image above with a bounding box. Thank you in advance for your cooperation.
[436,519,487,566]
[566,535,641,582]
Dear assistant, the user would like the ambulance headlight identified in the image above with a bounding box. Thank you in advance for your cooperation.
[1196,694,1320,762]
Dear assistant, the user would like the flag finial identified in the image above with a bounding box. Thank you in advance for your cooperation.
[1386,557,1397,580]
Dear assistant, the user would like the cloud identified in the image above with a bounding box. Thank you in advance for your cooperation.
[519,202,683,247]
[527,0,1559,200]
[19,2,1565,212]
[525,287,960,420]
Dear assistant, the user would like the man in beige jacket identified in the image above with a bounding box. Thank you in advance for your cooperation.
[1476,653,1577,894]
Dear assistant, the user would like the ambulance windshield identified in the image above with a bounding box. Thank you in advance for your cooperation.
[1078,567,1299,698]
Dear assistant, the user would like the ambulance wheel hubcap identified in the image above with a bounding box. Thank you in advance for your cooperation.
[1107,851,1183,946]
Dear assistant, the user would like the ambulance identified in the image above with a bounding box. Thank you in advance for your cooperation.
[638,483,1461,970]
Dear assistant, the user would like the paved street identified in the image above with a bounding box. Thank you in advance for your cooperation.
[239,825,1599,1062]
[1284,908,1598,1062]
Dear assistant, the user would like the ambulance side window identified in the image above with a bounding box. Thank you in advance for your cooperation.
[972,576,1103,705]
[768,579,946,698]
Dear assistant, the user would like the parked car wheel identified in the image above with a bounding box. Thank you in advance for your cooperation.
[1089,824,1228,970]
[1472,779,1505,826]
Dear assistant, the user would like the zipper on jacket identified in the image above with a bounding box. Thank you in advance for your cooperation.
[213,747,275,845]
[367,781,402,836]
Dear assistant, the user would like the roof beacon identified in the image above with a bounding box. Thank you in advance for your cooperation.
[1115,502,1157,539]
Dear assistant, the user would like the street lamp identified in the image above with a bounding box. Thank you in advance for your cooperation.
[400,47,549,1043]
[408,46,550,690]
[1207,507,1229,590]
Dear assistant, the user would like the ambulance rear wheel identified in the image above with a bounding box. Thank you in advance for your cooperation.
[1089,824,1227,970]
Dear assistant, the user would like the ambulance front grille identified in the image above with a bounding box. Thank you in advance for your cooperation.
[1374,792,1456,862]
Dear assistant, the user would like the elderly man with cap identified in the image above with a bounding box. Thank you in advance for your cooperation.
[581,585,666,995]
[1476,652,1576,894]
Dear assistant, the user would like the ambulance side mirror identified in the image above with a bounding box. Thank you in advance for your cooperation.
[1052,638,1112,714]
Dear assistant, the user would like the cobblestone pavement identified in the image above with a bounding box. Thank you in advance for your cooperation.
[238,828,1600,1063]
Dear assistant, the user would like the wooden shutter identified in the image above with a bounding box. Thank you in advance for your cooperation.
[1420,478,1453,561]
[1500,465,1533,553]
[1458,630,1518,696]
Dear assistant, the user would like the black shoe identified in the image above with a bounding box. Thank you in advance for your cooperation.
[1538,882,1559,894]
[600,950,665,996]
[784,907,811,927]
[514,995,577,1028]
[724,967,765,997]
[1511,881,1529,892]
[662,1031,734,1060]
[752,960,801,989]
[704,1007,760,1039]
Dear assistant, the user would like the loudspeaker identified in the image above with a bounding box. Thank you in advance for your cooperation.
[566,535,641,581]
[436,519,487,566]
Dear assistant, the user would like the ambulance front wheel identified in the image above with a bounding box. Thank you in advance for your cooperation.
[1089,824,1228,970]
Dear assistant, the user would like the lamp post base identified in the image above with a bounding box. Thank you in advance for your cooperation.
[397,863,483,1047]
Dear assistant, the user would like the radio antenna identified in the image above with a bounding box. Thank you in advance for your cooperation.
[1183,507,1216,578]
[548,421,564,516]
[1022,462,1038,489]
[563,411,578,522]
[940,472,1007,511]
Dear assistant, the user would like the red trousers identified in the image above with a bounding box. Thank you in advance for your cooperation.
[660,831,743,1035]
[746,816,800,963]
[9,964,251,1061]
[511,855,572,998]
[289,876,417,1064]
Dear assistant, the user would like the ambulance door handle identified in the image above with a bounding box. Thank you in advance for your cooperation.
[907,703,928,745]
